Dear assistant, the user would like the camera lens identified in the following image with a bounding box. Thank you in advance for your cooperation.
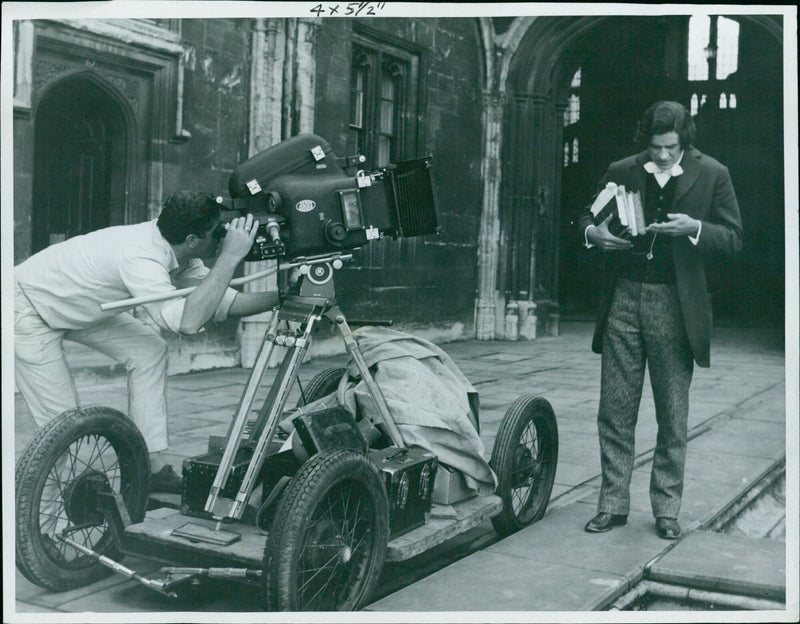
[325,221,348,243]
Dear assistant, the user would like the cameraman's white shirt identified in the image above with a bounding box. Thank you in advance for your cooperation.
[15,219,236,334]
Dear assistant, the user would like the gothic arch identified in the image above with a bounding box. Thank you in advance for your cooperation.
[472,15,607,338]
[32,72,134,251]
[493,13,784,332]
[33,69,137,129]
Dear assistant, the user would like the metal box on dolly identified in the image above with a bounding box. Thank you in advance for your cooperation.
[15,135,559,612]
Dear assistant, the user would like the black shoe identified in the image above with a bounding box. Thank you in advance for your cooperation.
[151,465,183,494]
[584,512,628,533]
[655,517,681,540]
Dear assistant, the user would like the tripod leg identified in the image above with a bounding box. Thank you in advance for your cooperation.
[220,306,324,520]
[334,315,406,448]
[204,310,280,514]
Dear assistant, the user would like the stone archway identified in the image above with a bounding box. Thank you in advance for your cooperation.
[492,14,784,334]
[32,74,130,252]
[496,17,606,338]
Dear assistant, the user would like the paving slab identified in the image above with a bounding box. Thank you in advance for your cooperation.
[682,450,777,486]
[486,503,667,578]
[648,530,786,601]
[625,467,747,524]
[553,459,601,487]
[687,424,785,459]
[367,549,628,612]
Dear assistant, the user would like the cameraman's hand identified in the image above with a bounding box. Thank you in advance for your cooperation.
[586,214,633,251]
[218,215,259,266]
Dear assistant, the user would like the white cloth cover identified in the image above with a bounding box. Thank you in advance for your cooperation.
[298,326,497,496]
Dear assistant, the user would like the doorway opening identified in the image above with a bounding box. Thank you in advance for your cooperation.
[33,75,129,252]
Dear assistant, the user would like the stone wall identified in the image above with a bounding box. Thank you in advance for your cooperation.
[312,18,485,337]
[162,18,252,196]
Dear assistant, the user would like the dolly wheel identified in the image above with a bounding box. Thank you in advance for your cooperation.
[15,406,149,591]
[263,448,389,611]
[490,395,558,537]
[296,367,347,407]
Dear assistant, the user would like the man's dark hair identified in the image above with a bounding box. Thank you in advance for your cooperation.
[157,191,221,244]
[634,100,696,149]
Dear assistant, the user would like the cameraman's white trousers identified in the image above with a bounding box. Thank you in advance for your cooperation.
[14,286,170,453]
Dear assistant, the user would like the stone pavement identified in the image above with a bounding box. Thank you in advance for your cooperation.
[9,320,792,618]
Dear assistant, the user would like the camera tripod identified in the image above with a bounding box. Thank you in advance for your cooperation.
[204,251,406,522]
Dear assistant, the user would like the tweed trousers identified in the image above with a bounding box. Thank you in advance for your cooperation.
[596,278,694,519]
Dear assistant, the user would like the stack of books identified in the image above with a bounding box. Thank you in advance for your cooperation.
[590,182,646,237]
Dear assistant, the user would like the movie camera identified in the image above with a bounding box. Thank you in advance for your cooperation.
[217,134,439,262]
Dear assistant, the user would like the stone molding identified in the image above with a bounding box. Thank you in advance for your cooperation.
[21,18,189,142]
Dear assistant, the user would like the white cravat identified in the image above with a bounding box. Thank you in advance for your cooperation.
[644,158,684,188]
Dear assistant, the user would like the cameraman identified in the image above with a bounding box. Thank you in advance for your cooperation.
[14,190,278,493]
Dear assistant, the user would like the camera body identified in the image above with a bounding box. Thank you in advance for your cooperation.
[224,134,438,261]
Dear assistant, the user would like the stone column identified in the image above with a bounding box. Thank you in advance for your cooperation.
[13,20,34,111]
[239,18,283,368]
[240,17,319,367]
[474,90,506,340]
[294,19,319,133]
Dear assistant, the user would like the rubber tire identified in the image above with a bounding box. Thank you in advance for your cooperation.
[490,395,558,537]
[263,448,389,611]
[16,406,150,591]
[296,367,347,407]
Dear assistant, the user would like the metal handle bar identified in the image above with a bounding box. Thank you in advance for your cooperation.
[100,267,279,311]
[99,252,352,312]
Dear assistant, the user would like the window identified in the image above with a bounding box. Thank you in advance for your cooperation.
[563,68,581,126]
[348,32,420,168]
[563,67,581,168]
[687,15,739,115]
[348,30,422,269]
[687,15,712,81]
[715,17,740,79]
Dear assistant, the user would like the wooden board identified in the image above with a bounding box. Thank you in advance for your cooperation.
[125,495,502,566]
[385,495,502,562]
[125,507,266,565]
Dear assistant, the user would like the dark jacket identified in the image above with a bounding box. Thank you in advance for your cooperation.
[577,147,743,367]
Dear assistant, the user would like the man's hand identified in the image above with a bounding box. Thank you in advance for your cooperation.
[647,213,700,237]
[179,214,259,334]
[586,214,633,251]
[217,214,259,267]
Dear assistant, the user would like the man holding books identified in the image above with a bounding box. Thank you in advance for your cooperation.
[577,101,742,539]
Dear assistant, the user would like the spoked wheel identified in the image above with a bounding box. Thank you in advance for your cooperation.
[490,395,558,537]
[296,367,347,407]
[16,406,150,591]
[263,448,389,611]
